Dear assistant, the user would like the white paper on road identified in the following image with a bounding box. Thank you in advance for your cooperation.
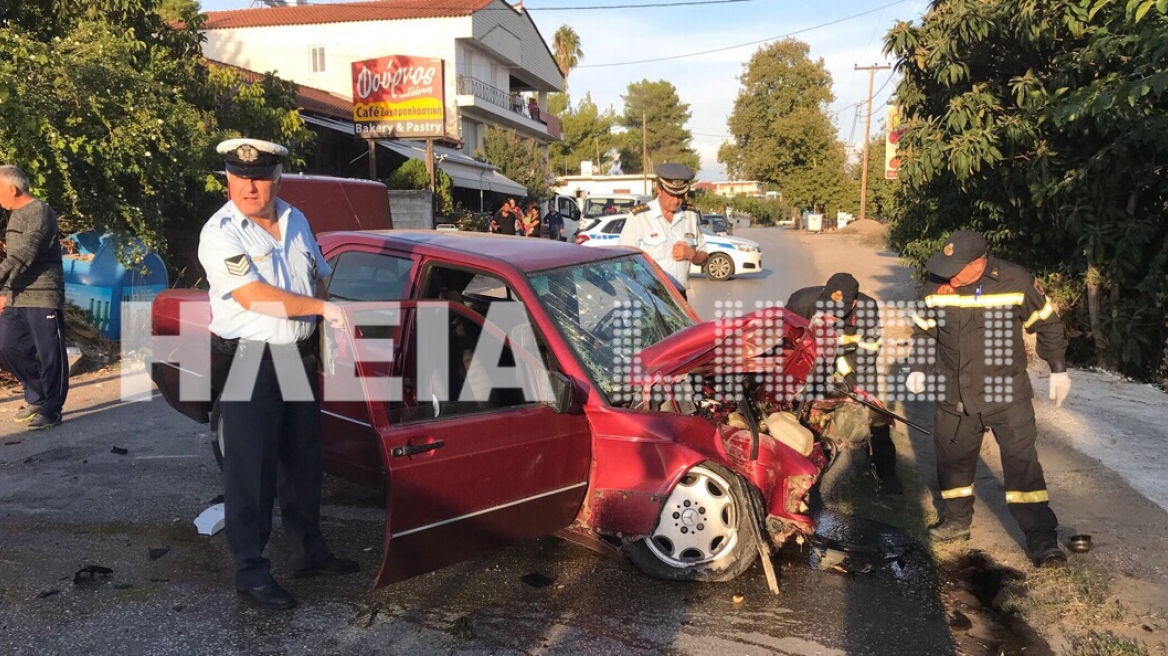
[194,503,225,536]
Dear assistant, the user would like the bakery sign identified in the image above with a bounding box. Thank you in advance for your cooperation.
[351,55,445,139]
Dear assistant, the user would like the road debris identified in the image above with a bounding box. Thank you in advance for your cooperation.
[36,589,60,599]
[110,446,129,455]
[194,502,225,536]
[73,565,113,584]
[148,546,171,561]
[348,603,381,629]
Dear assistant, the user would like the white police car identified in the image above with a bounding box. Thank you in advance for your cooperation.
[575,215,761,281]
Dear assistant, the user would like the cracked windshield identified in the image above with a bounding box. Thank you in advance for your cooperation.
[529,255,694,400]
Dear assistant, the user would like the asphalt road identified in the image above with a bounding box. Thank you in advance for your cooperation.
[0,227,956,656]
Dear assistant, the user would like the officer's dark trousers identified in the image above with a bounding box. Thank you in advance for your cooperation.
[0,306,69,415]
[933,402,1058,552]
[216,344,332,589]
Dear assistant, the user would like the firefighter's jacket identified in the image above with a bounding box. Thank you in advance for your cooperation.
[910,256,1067,415]
[786,286,882,387]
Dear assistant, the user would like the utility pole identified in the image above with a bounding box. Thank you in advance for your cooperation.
[641,111,648,195]
[854,63,891,223]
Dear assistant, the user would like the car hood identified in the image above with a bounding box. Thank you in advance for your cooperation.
[632,307,818,383]
[706,234,759,249]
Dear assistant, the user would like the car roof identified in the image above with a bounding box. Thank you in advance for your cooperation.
[319,230,636,272]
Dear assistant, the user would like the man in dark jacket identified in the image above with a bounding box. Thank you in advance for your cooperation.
[787,272,902,497]
[906,230,1070,567]
[0,165,68,430]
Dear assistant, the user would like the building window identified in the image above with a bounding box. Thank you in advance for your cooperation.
[310,46,326,73]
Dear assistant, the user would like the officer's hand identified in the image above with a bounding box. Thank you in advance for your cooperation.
[322,301,346,330]
[1048,372,1071,407]
[905,371,926,395]
[671,241,694,261]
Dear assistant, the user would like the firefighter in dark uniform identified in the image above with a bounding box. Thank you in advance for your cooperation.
[906,231,1072,567]
[199,138,358,610]
[787,273,903,497]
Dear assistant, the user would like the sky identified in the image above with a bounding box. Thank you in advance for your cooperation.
[199,0,930,180]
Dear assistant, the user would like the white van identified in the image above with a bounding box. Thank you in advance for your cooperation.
[577,193,653,235]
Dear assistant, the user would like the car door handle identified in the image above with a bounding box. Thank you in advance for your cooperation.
[391,440,445,457]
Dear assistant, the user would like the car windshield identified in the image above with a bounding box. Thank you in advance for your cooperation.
[528,255,695,401]
[583,198,641,218]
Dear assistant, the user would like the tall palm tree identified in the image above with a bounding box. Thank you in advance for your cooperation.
[553,25,584,84]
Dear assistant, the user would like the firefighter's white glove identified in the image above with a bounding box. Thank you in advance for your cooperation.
[905,371,926,395]
[1049,372,1071,407]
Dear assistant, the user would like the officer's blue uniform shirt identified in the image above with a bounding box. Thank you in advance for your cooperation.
[618,198,706,289]
[198,198,332,344]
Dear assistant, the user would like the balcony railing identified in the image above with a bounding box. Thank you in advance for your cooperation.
[456,75,558,138]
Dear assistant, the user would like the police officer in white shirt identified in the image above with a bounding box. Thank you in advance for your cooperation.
[198,138,356,611]
[618,163,708,298]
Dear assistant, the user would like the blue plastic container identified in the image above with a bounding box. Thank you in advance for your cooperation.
[62,230,169,339]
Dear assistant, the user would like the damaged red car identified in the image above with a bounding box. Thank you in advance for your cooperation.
[151,232,872,589]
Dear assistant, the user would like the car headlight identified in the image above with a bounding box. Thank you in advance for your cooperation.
[734,244,758,253]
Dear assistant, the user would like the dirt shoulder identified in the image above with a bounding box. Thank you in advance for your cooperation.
[795,227,1168,655]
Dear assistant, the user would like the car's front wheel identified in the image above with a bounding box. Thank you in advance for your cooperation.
[623,464,758,582]
[704,253,734,281]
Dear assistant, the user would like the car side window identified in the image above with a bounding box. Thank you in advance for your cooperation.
[327,251,413,302]
[601,219,626,234]
[392,266,550,424]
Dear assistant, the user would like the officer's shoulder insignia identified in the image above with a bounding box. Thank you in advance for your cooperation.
[831,290,844,302]
[937,283,955,295]
[630,204,650,215]
[225,254,251,276]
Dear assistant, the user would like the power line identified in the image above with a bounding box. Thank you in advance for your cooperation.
[578,0,908,68]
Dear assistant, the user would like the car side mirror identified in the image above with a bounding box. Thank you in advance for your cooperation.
[546,371,582,414]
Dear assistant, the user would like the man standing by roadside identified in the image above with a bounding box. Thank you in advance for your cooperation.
[543,203,564,241]
[618,163,709,298]
[490,197,520,236]
[0,165,68,431]
[199,138,358,610]
[786,272,903,498]
[906,230,1071,567]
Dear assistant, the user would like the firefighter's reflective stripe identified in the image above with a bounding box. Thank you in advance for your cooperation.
[835,356,853,376]
[925,293,1025,308]
[839,334,881,351]
[1005,489,1050,503]
[1023,299,1055,329]
[910,311,937,331]
[941,486,974,500]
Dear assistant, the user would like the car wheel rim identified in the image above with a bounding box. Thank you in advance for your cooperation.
[709,257,731,279]
[645,466,740,568]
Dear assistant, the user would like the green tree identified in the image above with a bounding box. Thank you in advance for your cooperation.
[385,159,454,215]
[553,25,583,83]
[475,126,552,200]
[0,0,314,273]
[548,92,619,176]
[719,39,850,216]
[156,0,201,23]
[884,0,1168,379]
[617,79,699,174]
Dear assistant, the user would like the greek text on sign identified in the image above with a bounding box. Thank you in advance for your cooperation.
[352,55,445,140]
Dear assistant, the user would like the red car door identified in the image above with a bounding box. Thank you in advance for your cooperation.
[332,300,592,587]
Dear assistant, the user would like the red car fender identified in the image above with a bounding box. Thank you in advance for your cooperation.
[575,406,729,538]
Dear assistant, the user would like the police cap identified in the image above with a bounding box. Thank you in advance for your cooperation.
[818,272,859,309]
[655,163,695,195]
[926,230,988,278]
[217,138,288,179]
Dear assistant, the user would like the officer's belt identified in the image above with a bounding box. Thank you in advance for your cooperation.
[212,334,316,360]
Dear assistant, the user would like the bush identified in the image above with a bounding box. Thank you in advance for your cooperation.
[386,159,454,215]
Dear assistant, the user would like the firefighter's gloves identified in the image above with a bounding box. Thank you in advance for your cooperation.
[1048,372,1071,407]
[905,371,927,395]
[832,373,857,394]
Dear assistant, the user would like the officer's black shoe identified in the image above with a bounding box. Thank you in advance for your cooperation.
[1033,544,1067,568]
[237,582,297,610]
[292,556,360,579]
[928,520,972,543]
